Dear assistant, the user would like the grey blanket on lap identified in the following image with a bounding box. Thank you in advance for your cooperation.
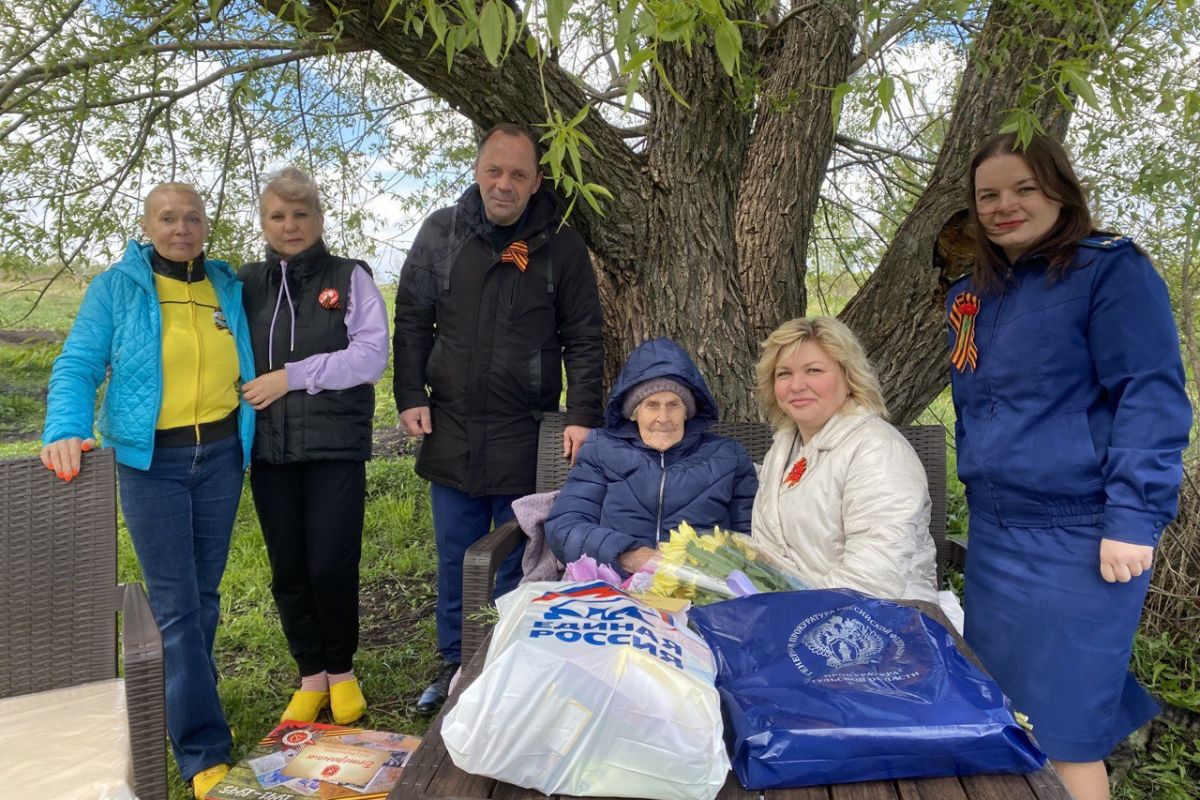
[512,490,563,583]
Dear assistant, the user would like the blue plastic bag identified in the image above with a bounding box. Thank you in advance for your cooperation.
[688,589,1046,789]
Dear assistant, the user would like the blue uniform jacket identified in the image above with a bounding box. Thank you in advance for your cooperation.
[43,241,257,470]
[545,338,758,570]
[948,236,1191,546]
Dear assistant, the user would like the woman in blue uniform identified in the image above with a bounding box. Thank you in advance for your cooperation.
[949,132,1190,800]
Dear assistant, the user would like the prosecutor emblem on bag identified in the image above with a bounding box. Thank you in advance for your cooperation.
[442,581,729,800]
[688,589,1046,789]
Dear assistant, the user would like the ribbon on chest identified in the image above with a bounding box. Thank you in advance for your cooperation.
[949,292,980,372]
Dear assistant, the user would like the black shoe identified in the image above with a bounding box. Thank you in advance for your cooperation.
[416,661,460,715]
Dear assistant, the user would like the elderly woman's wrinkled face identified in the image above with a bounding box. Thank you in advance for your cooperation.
[261,191,323,258]
[633,390,687,452]
[141,189,207,262]
[773,340,849,442]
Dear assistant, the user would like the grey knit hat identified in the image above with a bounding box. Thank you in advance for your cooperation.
[622,377,696,420]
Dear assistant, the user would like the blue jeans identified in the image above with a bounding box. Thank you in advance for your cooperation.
[430,483,523,663]
[117,435,241,781]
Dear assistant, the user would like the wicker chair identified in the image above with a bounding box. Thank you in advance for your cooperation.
[460,412,960,663]
[0,449,167,800]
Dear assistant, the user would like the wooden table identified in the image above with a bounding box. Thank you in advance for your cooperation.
[391,608,1072,800]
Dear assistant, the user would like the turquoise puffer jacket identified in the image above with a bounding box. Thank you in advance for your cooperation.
[42,241,256,470]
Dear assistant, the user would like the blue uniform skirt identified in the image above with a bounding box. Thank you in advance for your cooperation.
[963,515,1159,761]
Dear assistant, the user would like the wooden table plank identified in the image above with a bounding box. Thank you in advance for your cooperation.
[714,771,757,800]
[1023,768,1073,800]
[959,774,1035,800]
[770,786,832,799]
[425,763,495,799]
[491,784,555,800]
[896,777,968,800]
[829,780,899,800]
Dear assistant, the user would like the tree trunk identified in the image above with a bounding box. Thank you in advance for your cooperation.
[603,29,759,419]
[840,0,1133,423]
[288,0,767,417]
[737,0,859,341]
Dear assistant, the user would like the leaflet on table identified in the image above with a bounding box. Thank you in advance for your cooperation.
[203,721,421,800]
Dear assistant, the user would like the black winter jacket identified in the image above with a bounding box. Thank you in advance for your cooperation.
[393,186,604,495]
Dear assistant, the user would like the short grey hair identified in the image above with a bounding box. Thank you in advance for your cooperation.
[142,183,206,222]
[260,166,323,218]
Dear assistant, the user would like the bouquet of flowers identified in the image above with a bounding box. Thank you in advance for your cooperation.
[564,522,804,605]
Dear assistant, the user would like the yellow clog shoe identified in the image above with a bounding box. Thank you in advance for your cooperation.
[330,678,366,725]
[192,763,230,799]
[280,689,329,724]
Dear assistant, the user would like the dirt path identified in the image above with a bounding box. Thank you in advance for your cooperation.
[0,329,63,345]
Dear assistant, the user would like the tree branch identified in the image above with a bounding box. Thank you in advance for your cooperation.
[14,47,364,118]
[835,134,936,166]
[0,38,346,110]
[848,5,926,73]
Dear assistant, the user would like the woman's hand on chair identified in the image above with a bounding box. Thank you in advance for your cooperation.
[40,437,95,482]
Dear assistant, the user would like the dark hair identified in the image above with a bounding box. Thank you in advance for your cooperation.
[477,123,543,169]
[966,132,1095,293]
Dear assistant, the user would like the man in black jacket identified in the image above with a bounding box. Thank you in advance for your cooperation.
[393,123,604,714]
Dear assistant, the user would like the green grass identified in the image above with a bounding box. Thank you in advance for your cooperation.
[1115,632,1200,800]
[0,275,88,333]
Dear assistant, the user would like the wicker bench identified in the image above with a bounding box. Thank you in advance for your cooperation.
[460,411,961,664]
[0,449,168,800]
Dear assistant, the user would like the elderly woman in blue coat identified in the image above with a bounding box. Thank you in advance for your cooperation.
[545,338,758,575]
[950,133,1190,800]
[40,184,256,799]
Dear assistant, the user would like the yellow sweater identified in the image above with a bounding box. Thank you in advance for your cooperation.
[154,270,240,434]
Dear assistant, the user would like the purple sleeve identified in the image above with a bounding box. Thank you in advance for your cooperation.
[284,265,390,393]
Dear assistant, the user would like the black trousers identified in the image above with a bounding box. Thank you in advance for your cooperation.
[250,459,365,676]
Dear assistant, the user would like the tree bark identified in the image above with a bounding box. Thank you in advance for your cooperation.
[602,24,759,419]
[840,0,1133,423]
[737,0,859,342]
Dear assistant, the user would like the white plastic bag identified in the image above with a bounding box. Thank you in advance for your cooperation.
[442,581,729,800]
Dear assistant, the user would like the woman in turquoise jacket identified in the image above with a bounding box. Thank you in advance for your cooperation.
[949,134,1190,800]
[41,183,256,800]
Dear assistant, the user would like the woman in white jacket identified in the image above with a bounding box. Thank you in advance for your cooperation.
[751,317,938,602]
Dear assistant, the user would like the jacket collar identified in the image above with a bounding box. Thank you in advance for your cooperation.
[150,248,206,282]
[812,406,877,449]
[265,238,329,280]
[115,240,236,293]
[456,184,563,247]
[782,405,878,453]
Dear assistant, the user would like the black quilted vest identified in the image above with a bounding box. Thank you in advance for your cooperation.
[240,240,374,463]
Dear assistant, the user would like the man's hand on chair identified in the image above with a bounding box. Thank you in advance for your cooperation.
[563,425,590,467]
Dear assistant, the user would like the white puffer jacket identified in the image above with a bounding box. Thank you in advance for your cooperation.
[752,407,938,603]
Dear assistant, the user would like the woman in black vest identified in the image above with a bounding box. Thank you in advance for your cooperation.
[240,167,390,725]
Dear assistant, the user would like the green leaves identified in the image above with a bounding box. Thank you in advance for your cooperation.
[479,0,502,65]
[997,108,1045,148]
[714,20,741,77]
[1054,58,1100,111]
[536,106,613,218]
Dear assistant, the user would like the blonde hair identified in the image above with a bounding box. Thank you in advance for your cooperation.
[260,166,323,218]
[142,182,206,222]
[755,317,888,431]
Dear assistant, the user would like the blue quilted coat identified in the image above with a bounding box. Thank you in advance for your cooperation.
[42,241,257,470]
[545,338,758,571]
